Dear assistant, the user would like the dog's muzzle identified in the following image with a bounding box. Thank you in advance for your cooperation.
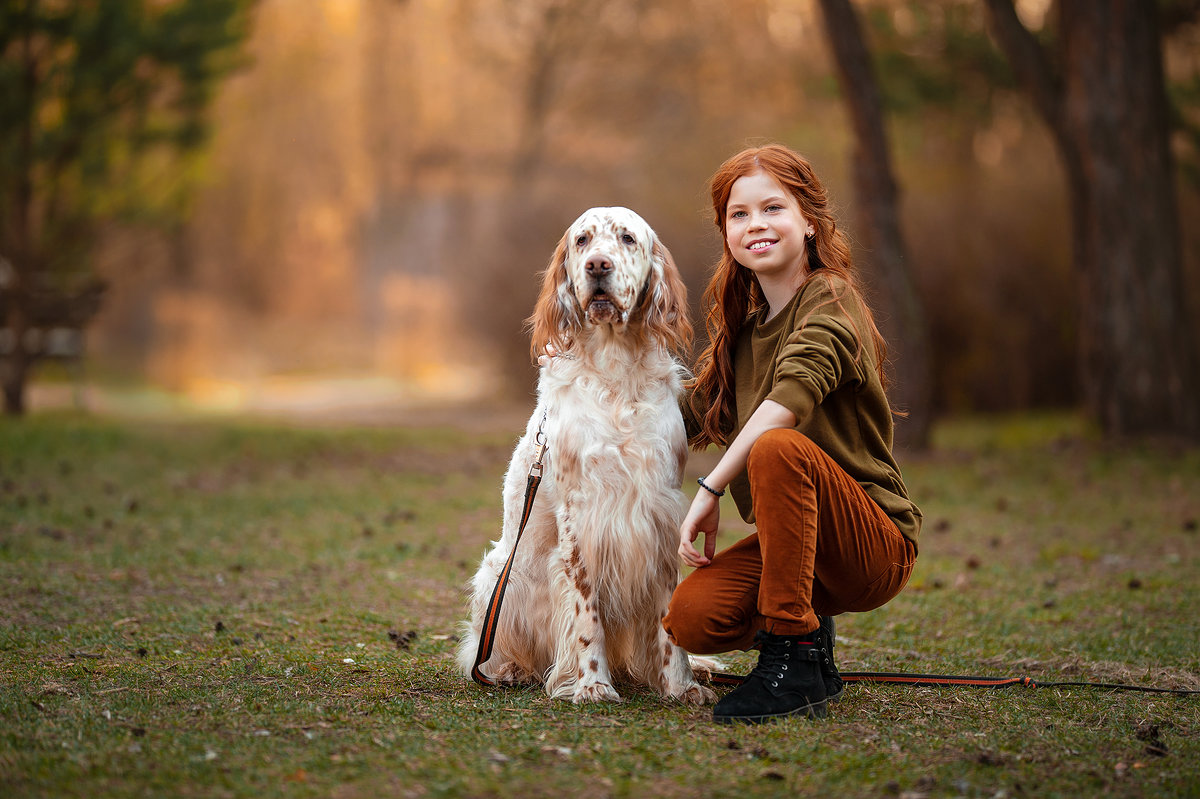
[586,289,620,324]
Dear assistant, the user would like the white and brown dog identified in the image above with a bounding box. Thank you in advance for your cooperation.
[458,207,716,704]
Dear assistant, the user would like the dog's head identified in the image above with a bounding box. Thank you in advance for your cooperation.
[529,207,692,360]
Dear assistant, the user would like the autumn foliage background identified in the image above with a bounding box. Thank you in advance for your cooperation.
[26,0,1200,421]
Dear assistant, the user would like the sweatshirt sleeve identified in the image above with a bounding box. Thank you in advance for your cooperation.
[766,298,867,428]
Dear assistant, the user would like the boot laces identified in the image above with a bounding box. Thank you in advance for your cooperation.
[749,631,802,688]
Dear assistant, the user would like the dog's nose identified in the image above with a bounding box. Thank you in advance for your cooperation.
[586,256,613,277]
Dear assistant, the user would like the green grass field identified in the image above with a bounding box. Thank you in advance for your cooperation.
[1,409,1197,797]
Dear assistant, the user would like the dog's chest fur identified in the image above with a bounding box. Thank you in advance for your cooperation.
[534,345,688,618]
[540,349,686,495]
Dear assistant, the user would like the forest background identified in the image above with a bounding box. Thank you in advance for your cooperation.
[4,0,1200,439]
[4,6,1199,794]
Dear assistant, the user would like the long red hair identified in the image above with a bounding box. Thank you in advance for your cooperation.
[688,144,888,449]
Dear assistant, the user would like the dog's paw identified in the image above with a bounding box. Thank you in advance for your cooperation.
[571,681,622,704]
[671,682,717,706]
[490,661,537,685]
[687,654,724,680]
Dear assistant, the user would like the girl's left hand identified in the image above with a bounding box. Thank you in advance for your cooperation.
[679,488,721,567]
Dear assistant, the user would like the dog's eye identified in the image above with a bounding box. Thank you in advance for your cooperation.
[621,233,635,245]
[575,234,589,247]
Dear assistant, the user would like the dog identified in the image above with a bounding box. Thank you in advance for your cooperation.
[457,207,716,705]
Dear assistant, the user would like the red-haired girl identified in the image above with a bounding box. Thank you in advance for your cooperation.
[664,144,922,724]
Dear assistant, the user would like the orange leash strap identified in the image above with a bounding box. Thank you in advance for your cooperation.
[708,669,1199,695]
[471,419,547,687]
[708,671,1029,689]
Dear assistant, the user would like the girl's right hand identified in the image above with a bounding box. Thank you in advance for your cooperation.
[679,488,721,568]
[537,343,559,367]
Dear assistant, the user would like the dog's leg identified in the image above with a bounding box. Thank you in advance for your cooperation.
[456,541,503,678]
[545,519,621,703]
[564,546,621,704]
[458,426,546,683]
[655,624,717,705]
[458,538,549,685]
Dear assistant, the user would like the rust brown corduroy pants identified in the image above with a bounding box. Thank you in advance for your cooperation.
[664,428,917,654]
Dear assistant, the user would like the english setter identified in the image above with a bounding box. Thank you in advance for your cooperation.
[458,207,716,705]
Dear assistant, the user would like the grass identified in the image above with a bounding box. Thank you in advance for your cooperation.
[1,408,1197,798]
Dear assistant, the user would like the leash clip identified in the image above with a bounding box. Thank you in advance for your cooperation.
[530,413,548,477]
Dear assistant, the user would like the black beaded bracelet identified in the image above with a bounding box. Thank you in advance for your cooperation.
[697,477,725,497]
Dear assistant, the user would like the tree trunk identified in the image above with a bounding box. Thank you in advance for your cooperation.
[816,0,933,450]
[984,0,1200,439]
[2,8,36,417]
[1,302,30,416]
[1060,0,1198,438]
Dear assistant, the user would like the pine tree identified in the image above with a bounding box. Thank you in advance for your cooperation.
[0,0,255,414]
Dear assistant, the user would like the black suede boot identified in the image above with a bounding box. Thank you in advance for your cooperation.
[713,630,828,724]
[817,615,844,703]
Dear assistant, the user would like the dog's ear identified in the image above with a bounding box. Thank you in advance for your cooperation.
[642,236,693,356]
[527,231,580,362]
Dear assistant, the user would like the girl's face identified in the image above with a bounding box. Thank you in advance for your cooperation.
[724,169,814,287]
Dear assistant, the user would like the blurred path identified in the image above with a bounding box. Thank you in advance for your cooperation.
[27,378,531,434]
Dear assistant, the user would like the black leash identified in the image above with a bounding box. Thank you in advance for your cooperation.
[469,418,1197,698]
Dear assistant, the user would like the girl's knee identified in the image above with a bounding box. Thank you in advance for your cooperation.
[747,428,819,476]
[663,607,739,656]
[664,583,748,655]
[663,585,707,652]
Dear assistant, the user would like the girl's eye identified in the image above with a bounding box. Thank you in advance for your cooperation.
[576,234,588,247]
[730,210,746,219]
[766,204,783,212]
[621,233,635,245]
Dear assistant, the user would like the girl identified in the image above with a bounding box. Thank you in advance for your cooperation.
[663,144,922,724]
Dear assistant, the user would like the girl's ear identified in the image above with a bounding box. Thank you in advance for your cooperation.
[526,232,579,362]
[643,236,693,356]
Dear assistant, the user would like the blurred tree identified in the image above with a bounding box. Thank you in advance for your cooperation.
[816,0,933,450]
[835,2,1079,417]
[982,0,1200,439]
[449,0,805,387]
[0,0,253,415]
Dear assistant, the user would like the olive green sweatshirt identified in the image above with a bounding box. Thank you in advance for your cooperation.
[688,272,922,544]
